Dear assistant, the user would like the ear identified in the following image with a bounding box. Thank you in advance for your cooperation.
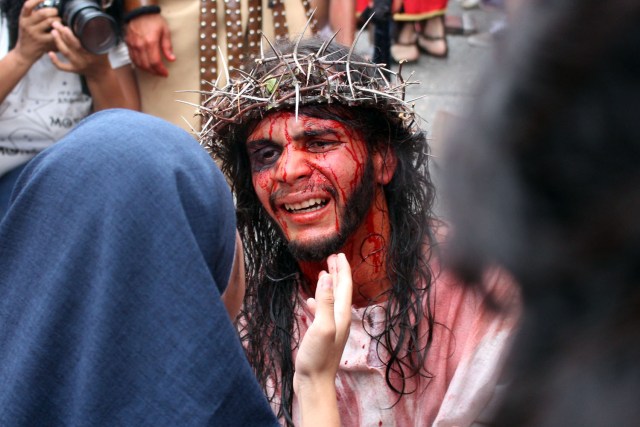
[372,147,397,185]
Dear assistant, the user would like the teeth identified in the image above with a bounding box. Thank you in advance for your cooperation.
[284,198,327,213]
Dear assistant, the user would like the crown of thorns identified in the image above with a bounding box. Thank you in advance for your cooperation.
[196,19,423,152]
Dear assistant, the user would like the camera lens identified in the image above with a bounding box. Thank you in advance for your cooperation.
[63,1,117,55]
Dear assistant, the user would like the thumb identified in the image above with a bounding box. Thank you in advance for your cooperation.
[161,27,175,61]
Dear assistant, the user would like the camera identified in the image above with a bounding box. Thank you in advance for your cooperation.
[36,0,117,55]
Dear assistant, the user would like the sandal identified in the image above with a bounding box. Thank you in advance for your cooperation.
[417,16,449,58]
[391,22,419,63]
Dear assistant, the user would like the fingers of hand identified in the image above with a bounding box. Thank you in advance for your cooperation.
[124,31,154,68]
[24,3,59,28]
[50,24,93,73]
[125,26,170,76]
[306,297,317,316]
[124,40,144,70]
[332,253,353,316]
[22,0,46,17]
[50,28,71,58]
[21,9,59,44]
[313,272,336,331]
[152,62,169,77]
[34,16,59,33]
[136,52,152,73]
[48,51,72,72]
[137,45,167,76]
[15,27,55,62]
[51,22,81,50]
[149,48,169,76]
[161,29,176,61]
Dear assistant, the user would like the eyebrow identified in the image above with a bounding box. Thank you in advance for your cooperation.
[246,127,342,149]
[246,139,272,151]
[295,127,342,140]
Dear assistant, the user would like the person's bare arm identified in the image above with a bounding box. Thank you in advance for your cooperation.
[123,0,174,77]
[112,64,141,111]
[0,0,59,102]
[330,0,355,46]
[309,0,329,29]
[294,253,352,427]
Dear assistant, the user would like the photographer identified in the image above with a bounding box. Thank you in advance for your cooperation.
[0,0,139,217]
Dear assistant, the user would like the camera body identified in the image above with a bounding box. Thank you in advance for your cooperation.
[37,0,117,55]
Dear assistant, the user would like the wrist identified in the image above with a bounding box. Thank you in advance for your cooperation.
[123,5,161,23]
[295,377,340,427]
[7,48,36,72]
[294,373,337,396]
[123,0,161,23]
[82,57,111,80]
[124,0,158,12]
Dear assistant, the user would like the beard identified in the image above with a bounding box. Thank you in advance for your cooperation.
[284,158,376,262]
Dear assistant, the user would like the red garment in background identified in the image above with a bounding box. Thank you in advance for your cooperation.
[357,0,448,18]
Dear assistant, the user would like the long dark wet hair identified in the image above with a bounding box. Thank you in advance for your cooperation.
[216,39,440,426]
[0,0,22,48]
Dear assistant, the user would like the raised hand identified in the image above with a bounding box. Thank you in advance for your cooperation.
[294,253,352,427]
[48,21,110,78]
[14,0,61,65]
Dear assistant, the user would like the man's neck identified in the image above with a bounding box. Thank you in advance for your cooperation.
[299,189,392,307]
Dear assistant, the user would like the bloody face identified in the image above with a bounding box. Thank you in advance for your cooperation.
[246,111,375,261]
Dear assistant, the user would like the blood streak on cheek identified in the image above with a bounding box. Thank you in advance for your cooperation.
[326,146,359,202]
[327,165,348,203]
[342,146,365,193]
[342,126,367,190]
[308,168,340,232]
[347,149,365,191]
[254,172,270,191]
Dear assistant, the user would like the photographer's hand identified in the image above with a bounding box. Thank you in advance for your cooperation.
[0,0,60,103]
[49,22,140,112]
[15,0,60,64]
[125,13,175,77]
[49,21,108,77]
[294,253,352,427]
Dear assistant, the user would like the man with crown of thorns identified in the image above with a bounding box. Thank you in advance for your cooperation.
[199,33,522,427]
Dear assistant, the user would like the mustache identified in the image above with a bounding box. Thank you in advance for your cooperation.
[268,182,338,211]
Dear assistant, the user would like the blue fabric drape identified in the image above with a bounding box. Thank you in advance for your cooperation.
[0,109,278,427]
[0,162,27,218]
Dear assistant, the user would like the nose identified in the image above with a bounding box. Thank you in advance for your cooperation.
[274,145,313,184]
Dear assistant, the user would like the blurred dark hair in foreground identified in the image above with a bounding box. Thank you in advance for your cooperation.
[442,0,640,425]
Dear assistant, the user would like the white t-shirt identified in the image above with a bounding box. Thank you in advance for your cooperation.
[0,15,130,177]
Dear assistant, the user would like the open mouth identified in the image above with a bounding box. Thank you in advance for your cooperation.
[283,198,329,213]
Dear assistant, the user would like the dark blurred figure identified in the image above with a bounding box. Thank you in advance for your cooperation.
[443,0,640,425]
